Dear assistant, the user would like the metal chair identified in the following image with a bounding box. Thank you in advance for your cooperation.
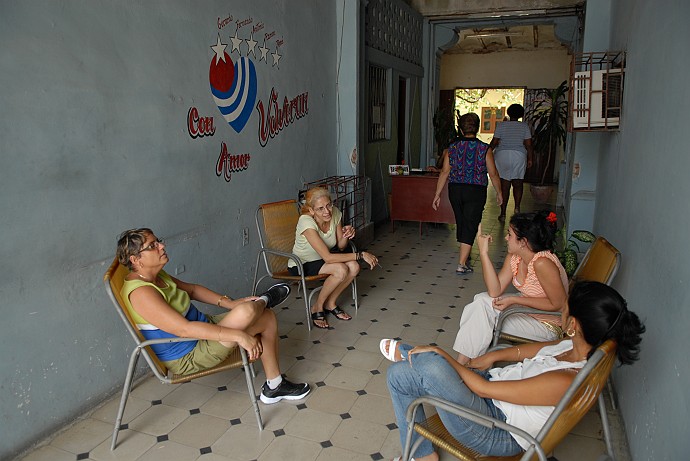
[489,236,621,459]
[491,237,621,347]
[104,258,263,450]
[252,199,358,330]
[402,340,618,461]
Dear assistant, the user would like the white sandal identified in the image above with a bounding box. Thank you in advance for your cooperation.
[380,338,400,362]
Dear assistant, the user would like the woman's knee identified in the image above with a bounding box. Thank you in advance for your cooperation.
[345,260,360,277]
[327,263,349,282]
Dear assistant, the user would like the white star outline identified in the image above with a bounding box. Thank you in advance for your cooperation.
[259,39,270,62]
[230,30,244,54]
[246,32,258,57]
[271,46,282,67]
[217,27,284,66]
[210,34,227,64]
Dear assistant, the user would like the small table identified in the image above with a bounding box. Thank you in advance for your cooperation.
[390,175,455,234]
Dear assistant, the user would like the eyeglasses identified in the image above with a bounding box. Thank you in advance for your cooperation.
[140,238,164,253]
[314,202,333,214]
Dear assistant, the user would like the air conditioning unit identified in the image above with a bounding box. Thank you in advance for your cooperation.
[572,69,623,129]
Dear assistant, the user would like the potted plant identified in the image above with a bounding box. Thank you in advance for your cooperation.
[555,228,596,276]
[432,106,459,167]
[527,81,568,203]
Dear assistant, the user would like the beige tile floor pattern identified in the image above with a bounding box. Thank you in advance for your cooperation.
[18,189,632,461]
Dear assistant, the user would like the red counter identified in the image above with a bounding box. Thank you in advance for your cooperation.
[390,175,455,231]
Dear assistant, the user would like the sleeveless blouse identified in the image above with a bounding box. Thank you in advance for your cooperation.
[447,137,490,186]
[510,251,568,325]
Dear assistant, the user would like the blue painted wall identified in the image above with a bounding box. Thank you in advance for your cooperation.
[0,1,341,457]
[592,0,690,459]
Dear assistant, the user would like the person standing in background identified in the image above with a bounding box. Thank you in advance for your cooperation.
[490,104,533,222]
[433,112,503,274]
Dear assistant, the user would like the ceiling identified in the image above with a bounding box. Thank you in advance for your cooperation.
[406,0,584,54]
[449,24,568,54]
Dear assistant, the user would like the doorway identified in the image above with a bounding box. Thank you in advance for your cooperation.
[396,77,407,165]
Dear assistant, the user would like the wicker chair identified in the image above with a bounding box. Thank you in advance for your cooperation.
[104,258,263,450]
[401,340,618,461]
[252,199,358,330]
[489,236,621,458]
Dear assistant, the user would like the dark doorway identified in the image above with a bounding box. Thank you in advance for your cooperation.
[396,77,407,164]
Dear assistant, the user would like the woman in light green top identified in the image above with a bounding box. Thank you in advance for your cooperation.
[289,187,379,329]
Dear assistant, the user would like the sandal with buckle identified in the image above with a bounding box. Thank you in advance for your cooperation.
[325,306,352,321]
[311,311,330,329]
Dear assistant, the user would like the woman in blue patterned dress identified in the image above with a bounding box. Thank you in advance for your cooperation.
[433,112,503,274]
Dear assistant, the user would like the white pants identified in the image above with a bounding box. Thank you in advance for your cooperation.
[452,292,559,359]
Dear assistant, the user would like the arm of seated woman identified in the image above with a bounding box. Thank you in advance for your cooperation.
[468,370,577,406]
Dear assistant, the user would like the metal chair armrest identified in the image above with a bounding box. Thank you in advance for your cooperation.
[492,306,561,347]
[403,396,548,461]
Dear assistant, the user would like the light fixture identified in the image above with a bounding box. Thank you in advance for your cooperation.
[464,31,524,39]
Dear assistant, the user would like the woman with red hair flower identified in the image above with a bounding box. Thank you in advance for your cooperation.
[453,210,568,365]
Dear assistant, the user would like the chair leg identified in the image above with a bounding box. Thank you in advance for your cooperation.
[351,279,359,312]
[306,285,322,331]
[111,348,141,450]
[598,394,615,460]
[240,348,263,430]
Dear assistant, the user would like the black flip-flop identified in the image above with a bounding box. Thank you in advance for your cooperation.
[325,306,352,321]
[311,311,330,329]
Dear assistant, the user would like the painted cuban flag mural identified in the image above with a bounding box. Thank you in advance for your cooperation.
[209,34,257,133]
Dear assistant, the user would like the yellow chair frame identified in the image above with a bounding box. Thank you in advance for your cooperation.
[104,258,263,450]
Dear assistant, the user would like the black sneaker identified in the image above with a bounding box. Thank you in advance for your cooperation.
[260,283,291,308]
[260,378,310,404]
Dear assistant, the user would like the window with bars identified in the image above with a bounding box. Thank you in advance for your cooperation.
[368,65,390,141]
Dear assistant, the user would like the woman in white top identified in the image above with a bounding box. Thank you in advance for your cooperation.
[490,103,534,221]
[382,281,645,460]
[289,187,378,329]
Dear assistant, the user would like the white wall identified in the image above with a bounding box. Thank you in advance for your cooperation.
[0,1,339,457]
[593,0,690,459]
[439,49,571,90]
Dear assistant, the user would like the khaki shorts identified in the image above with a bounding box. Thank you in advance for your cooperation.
[162,314,232,376]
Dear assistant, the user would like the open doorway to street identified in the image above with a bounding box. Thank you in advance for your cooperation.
[454,88,525,144]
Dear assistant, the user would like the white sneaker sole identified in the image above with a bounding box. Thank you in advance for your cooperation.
[260,385,311,404]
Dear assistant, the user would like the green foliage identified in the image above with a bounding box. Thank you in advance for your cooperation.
[432,106,459,157]
[556,229,596,277]
[527,81,569,185]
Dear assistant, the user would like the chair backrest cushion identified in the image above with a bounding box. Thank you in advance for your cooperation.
[570,237,620,286]
[258,200,300,273]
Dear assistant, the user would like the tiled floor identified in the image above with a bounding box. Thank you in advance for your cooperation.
[19,188,631,461]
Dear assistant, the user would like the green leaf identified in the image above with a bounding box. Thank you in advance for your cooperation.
[570,230,596,243]
[562,249,578,277]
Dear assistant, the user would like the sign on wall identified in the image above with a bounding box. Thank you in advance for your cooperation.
[186,13,310,182]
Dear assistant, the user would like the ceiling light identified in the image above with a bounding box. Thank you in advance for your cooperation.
[464,31,524,39]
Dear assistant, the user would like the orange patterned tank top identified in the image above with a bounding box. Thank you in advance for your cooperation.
[510,251,568,325]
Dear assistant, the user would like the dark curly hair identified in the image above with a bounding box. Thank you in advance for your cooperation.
[568,281,645,365]
[509,210,557,252]
[507,103,525,119]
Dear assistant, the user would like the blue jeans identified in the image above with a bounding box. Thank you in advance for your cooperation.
[387,343,522,458]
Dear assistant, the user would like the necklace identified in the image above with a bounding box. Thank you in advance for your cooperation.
[138,273,155,283]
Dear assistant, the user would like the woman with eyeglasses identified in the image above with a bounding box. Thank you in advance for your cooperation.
[289,187,378,329]
[382,281,644,460]
[116,228,311,404]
